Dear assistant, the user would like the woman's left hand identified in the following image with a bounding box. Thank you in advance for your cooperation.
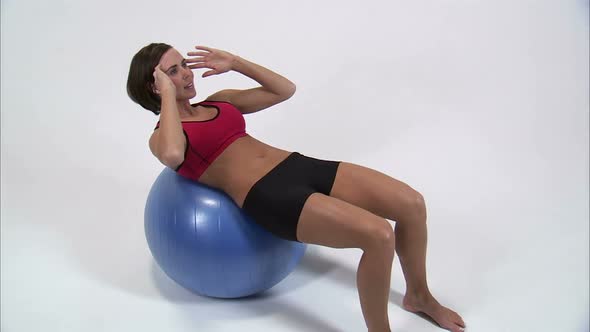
[186,45,236,78]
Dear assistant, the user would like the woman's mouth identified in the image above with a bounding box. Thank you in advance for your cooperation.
[185,83,194,90]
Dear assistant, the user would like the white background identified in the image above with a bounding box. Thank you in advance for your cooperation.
[1,0,588,331]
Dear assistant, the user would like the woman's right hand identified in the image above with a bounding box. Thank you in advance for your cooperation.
[153,64,176,95]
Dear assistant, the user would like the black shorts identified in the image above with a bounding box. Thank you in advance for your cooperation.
[241,152,342,243]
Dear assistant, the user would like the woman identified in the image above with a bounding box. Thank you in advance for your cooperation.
[126,42,466,332]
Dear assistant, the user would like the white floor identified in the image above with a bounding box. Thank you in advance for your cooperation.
[1,0,589,331]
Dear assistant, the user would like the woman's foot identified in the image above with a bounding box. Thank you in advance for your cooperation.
[402,292,466,332]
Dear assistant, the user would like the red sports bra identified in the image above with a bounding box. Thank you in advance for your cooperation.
[154,100,248,181]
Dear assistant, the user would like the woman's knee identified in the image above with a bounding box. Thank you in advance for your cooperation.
[364,220,395,252]
[401,191,427,220]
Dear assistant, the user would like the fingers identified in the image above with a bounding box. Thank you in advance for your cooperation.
[185,56,205,64]
[152,64,162,94]
[186,51,208,57]
[187,63,207,70]
[202,70,216,78]
[153,64,164,80]
[194,45,213,52]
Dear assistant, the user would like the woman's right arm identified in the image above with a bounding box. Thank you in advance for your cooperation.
[149,65,186,168]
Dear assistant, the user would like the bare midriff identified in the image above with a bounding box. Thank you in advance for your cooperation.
[196,134,292,209]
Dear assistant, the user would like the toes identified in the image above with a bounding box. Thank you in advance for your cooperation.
[454,312,466,328]
[447,309,465,327]
[447,311,466,331]
[448,322,465,332]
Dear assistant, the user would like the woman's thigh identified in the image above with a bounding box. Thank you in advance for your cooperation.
[328,162,425,222]
[295,192,394,249]
[241,152,404,245]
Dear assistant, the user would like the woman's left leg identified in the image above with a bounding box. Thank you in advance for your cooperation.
[327,161,466,331]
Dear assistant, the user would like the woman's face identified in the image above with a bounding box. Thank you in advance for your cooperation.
[157,48,196,99]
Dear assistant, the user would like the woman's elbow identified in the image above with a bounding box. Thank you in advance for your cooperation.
[287,83,296,97]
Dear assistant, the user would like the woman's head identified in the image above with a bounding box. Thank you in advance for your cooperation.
[127,43,196,115]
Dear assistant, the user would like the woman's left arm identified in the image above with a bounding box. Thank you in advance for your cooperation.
[187,46,296,114]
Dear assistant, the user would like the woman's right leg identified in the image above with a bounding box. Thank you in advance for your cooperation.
[296,192,396,332]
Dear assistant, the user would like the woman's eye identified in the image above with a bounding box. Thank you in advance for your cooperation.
[170,69,177,75]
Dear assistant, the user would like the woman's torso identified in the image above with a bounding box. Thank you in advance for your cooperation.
[181,103,292,208]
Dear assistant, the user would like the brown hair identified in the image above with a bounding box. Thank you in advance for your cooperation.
[126,43,173,115]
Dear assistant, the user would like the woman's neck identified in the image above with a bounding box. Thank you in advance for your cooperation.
[176,99,195,118]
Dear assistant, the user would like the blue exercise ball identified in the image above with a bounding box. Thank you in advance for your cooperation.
[144,167,307,299]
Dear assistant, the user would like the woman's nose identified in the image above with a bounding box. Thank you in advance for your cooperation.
[183,67,192,78]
